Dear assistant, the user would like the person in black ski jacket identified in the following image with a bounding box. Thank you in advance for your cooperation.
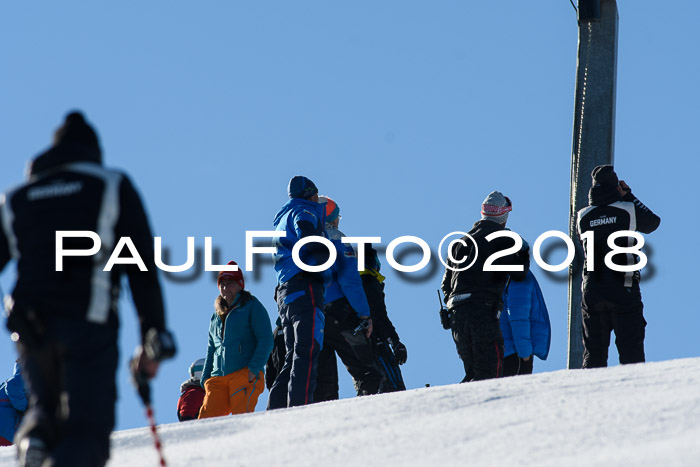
[360,244,407,392]
[441,191,529,382]
[576,165,660,368]
[0,111,176,467]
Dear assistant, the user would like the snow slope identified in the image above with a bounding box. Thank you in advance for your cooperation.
[2,357,699,466]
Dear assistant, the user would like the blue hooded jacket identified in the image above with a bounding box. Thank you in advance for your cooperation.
[500,270,551,360]
[201,293,274,387]
[272,198,328,284]
[0,362,27,443]
[324,227,370,318]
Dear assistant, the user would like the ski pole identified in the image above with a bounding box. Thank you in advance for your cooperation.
[131,356,168,467]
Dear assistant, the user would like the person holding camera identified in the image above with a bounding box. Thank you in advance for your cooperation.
[441,191,529,382]
[576,165,660,368]
[313,196,381,401]
[0,111,176,467]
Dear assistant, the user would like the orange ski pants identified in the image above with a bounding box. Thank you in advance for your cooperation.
[199,368,264,418]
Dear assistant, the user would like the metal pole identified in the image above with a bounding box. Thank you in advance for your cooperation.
[568,0,618,369]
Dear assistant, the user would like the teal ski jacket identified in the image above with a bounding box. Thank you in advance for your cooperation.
[201,293,274,386]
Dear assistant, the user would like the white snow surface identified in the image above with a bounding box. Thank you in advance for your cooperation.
[2,357,699,466]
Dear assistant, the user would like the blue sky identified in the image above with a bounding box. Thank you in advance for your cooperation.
[1,1,698,430]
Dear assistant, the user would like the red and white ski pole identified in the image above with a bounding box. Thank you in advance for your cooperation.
[131,355,168,467]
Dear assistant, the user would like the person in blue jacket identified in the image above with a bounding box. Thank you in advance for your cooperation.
[314,195,381,401]
[0,361,27,446]
[267,176,330,409]
[500,245,551,376]
[199,261,273,418]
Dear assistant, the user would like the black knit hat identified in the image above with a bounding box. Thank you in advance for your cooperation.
[288,175,318,199]
[53,111,101,156]
[591,164,618,188]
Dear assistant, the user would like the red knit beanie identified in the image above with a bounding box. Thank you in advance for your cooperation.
[217,260,245,289]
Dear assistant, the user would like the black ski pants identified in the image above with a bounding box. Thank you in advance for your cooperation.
[314,299,382,401]
[581,283,646,368]
[502,353,533,377]
[267,275,325,409]
[450,301,504,382]
[16,318,117,467]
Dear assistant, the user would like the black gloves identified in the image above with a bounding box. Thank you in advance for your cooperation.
[391,339,407,365]
[131,329,176,405]
[144,328,177,362]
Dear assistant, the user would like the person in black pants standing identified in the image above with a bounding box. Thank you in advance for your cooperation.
[577,165,660,368]
[0,111,176,467]
[441,191,529,382]
[360,244,407,392]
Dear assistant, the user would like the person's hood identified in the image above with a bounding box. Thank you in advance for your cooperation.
[180,378,202,393]
[588,183,621,206]
[273,197,325,228]
[27,142,102,178]
[471,218,506,235]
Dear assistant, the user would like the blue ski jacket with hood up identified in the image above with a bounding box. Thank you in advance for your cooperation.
[272,198,329,284]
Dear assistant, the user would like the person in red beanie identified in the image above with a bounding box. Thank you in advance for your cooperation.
[198,261,273,418]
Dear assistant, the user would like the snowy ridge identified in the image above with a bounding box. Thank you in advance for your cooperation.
[3,357,700,466]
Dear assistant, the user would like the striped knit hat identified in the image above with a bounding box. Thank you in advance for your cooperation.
[481,191,512,224]
[318,195,340,224]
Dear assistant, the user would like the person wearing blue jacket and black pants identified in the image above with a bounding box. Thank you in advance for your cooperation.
[267,176,330,409]
[314,196,381,401]
[500,264,551,377]
[199,262,273,418]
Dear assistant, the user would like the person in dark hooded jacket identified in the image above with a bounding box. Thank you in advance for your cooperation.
[576,165,660,368]
[0,111,175,467]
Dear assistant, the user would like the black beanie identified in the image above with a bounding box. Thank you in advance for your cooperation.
[591,164,618,188]
[53,111,101,156]
[288,176,318,199]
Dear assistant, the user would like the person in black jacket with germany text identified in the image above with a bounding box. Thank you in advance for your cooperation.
[0,111,176,467]
[441,191,529,382]
[576,165,660,368]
